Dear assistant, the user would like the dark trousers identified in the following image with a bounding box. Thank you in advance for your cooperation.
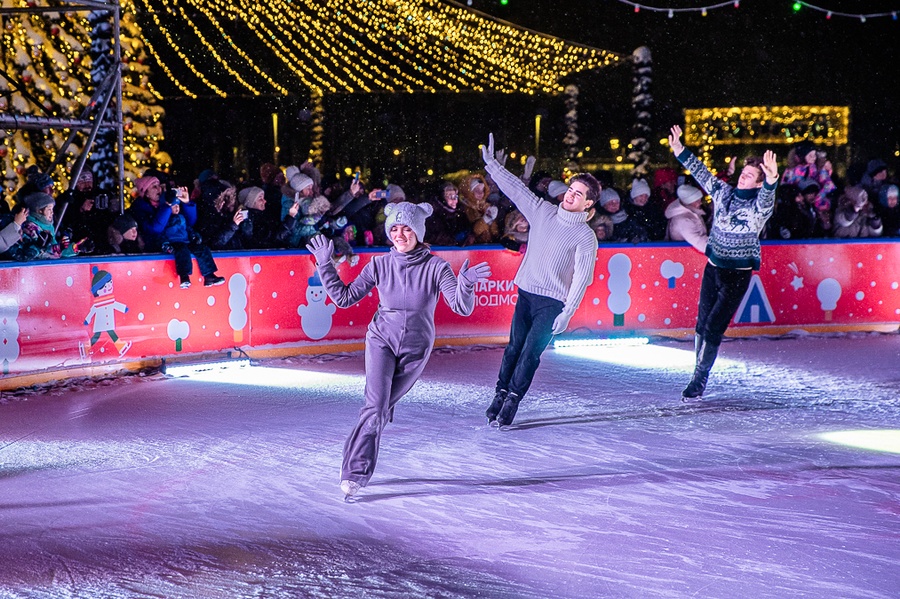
[496,289,563,399]
[695,262,753,345]
[171,241,217,278]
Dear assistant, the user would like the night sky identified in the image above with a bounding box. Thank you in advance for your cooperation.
[158,0,898,182]
[471,0,898,163]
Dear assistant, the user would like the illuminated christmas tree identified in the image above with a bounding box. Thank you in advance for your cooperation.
[0,1,166,206]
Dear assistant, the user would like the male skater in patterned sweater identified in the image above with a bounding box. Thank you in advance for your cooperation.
[668,124,779,400]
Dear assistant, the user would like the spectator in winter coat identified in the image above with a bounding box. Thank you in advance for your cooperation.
[259,163,287,226]
[306,202,491,498]
[130,176,225,288]
[459,173,500,244]
[668,124,778,401]
[832,186,883,238]
[780,140,836,210]
[105,214,145,255]
[598,188,649,244]
[652,167,679,209]
[195,179,244,250]
[876,184,900,237]
[665,184,708,253]
[60,171,106,254]
[768,183,817,241]
[588,211,614,242]
[235,185,300,249]
[860,159,889,203]
[500,209,529,253]
[15,192,81,260]
[0,204,28,256]
[626,178,667,240]
[328,177,388,248]
[425,182,471,247]
[280,167,316,248]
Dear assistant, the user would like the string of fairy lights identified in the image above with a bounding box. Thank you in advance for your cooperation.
[683,105,850,165]
[0,0,166,194]
[613,0,899,20]
[136,0,624,98]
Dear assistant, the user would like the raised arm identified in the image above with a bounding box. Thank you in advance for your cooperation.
[668,124,722,196]
[481,133,543,219]
[761,150,780,186]
[306,235,375,308]
[439,259,492,316]
[667,125,685,155]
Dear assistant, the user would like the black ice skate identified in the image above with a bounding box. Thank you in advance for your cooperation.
[681,337,720,402]
[496,392,521,428]
[485,389,507,424]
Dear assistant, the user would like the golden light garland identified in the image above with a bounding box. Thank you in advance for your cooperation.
[684,105,850,146]
[137,0,624,97]
[1,0,165,197]
[683,105,849,167]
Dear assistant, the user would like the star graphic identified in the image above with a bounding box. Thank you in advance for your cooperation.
[790,276,804,290]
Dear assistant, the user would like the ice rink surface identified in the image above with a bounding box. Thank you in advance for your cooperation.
[1,332,899,598]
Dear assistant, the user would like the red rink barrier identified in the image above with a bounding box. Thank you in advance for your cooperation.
[1,240,898,378]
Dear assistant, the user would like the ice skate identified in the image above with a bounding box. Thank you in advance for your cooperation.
[485,389,507,425]
[681,338,718,402]
[340,479,361,500]
[495,392,521,428]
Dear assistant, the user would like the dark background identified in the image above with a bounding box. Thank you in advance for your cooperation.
[157,0,898,187]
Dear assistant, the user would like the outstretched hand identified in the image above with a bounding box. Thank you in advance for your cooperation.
[480,133,495,165]
[458,259,492,286]
[521,155,536,184]
[668,125,684,155]
[306,234,334,265]
[761,150,779,183]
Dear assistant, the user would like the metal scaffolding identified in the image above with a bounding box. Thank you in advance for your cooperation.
[0,0,125,211]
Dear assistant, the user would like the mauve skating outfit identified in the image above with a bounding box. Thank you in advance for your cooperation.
[315,243,477,487]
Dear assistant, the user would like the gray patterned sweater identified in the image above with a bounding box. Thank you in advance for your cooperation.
[676,149,776,270]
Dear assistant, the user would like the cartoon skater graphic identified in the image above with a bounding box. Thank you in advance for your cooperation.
[84,266,132,356]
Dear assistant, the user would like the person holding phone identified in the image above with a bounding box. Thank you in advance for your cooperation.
[307,202,491,499]
[131,175,225,288]
[0,204,29,255]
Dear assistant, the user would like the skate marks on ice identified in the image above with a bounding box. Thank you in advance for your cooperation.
[0,537,537,599]
[505,397,794,432]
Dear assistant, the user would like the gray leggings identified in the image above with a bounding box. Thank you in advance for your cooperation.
[341,337,431,486]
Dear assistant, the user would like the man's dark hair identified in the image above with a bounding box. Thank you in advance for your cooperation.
[743,156,766,183]
[569,173,602,206]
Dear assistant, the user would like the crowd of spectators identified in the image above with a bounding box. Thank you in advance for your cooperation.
[0,140,897,286]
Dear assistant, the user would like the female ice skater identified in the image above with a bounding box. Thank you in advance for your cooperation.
[307,202,491,499]
[667,125,779,400]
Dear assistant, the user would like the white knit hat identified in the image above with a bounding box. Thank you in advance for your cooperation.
[630,179,651,199]
[677,184,703,205]
[547,180,568,198]
[290,173,313,193]
[384,201,433,243]
[284,165,300,182]
[599,188,620,207]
